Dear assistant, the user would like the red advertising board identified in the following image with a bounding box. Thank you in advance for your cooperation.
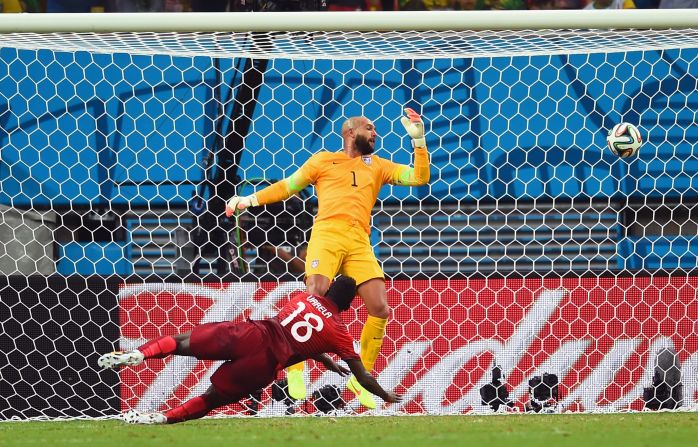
[119,277,698,414]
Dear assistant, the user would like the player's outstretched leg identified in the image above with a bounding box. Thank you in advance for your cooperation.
[167,386,230,424]
[98,333,191,369]
[347,278,389,410]
[97,350,145,369]
[122,409,167,425]
[346,313,387,410]
[122,386,229,425]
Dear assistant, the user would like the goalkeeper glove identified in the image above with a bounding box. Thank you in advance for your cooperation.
[400,107,426,148]
[224,194,259,217]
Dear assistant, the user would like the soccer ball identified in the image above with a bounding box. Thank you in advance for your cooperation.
[606,122,642,158]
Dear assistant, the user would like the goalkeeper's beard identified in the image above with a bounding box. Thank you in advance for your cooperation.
[355,135,374,155]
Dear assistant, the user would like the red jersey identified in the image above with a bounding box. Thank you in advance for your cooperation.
[260,292,359,368]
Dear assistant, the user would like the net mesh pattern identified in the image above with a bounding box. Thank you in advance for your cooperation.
[1,25,697,420]
[0,29,697,59]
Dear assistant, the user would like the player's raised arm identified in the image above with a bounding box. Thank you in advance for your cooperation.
[401,107,426,149]
[388,107,430,187]
[344,358,401,404]
[224,168,313,217]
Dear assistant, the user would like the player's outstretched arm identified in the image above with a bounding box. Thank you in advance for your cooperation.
[224,169,312,217]
[390,107,430,187]
[400,107,426,149]
[225,194,259,217]
[313,353,350,376]
[345,358,401,404]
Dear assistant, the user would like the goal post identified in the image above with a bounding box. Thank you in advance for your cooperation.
[1,11,698,420]
[1,10,698,59]
[1,10,698,32]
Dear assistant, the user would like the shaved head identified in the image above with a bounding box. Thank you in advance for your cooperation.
[341,117,367,137]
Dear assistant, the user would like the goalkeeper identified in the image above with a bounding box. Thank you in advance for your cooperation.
[225,108,430,408]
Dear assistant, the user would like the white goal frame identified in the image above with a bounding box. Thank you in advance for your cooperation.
[2,9,698,420]
[0,10,698,33]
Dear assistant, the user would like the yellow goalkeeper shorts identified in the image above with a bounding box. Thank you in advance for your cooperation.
[305,219,384,285]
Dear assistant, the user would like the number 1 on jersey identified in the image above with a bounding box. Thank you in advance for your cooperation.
[351,171,358,187]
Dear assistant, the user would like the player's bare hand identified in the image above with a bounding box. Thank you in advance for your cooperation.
[224,195,258,217]
[400,107,426,147]
[383,391,402,404]
[317,355,350,376]
[329,362,350,377]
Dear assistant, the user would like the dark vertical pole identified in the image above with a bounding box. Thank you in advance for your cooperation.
[213,57,269,213]
[198,56,268,276]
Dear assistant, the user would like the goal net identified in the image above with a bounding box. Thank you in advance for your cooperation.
[1,10,698,420]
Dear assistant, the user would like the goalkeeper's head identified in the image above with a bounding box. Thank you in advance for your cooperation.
[325,275,357,311]
[342,116,377,155]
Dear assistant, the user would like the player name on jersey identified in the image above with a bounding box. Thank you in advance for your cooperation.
[306,296,333,318]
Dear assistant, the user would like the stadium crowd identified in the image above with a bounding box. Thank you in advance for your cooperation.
[2,0,693,14]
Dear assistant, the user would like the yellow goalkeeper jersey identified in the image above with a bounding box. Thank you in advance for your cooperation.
[255,147,429,234]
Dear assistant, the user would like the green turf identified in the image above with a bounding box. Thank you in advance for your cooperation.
[2,413,697,447]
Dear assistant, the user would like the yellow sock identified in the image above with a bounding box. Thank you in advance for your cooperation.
[359,315,388,372]
[347,316,387,410]
[287,361,305,373]
[286,361,306,400]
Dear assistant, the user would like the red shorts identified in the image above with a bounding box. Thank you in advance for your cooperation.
[189,321,279,400]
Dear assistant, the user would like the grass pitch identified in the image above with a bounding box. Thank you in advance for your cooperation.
[2,413,697,447]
